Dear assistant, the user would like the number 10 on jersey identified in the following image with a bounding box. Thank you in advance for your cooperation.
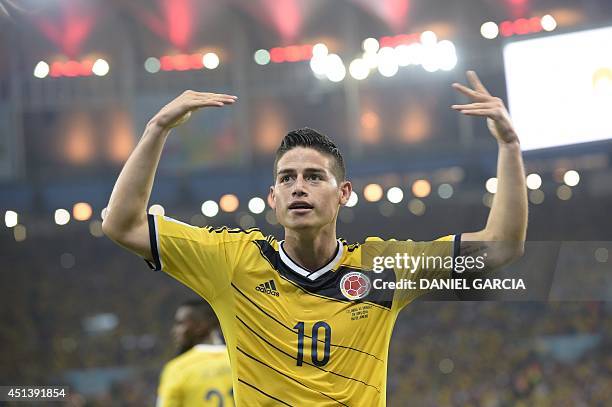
[294,321,332,367]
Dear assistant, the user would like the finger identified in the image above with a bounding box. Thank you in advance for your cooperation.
[466,71,491,96]
[458,109,496,117]
[203,93,237,99]
[196,97,236,105]
[451,102,494,110]
[452,83,488,101]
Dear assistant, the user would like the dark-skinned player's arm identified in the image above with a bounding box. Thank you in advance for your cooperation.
[102,91,237,262]
[451,71,528,271]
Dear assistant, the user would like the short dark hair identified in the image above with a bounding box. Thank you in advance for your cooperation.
[273,127,346,182]
[180,298,218,327]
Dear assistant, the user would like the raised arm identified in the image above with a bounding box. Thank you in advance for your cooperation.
[451,71,528,270]
[101,91,237,261]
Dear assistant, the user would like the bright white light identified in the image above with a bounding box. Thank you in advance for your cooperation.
[420,31,438,46]
[203,53,220,69]
[254,49,271,65]
[362,51,379,69]
[144,57,161,73]
[201,200,219,217]
[312,43,329,58]
[387,187,404,203]
[480,21,499,39]
[563,170,580,186]
[148,204,165,216]
[349,58,370,80]
[5,210,18,228]
[485,177,498,194]
[421,54,440,72]
[526,173,542,190]
[504,26,612,151]
[395,45,412,67]
[310,55,328,76]
[541,15,557,32]
[362,38,380,53]
[346,191,358,207]
[33,61,49,78]
[248,197,266,214]
[55,209,70,225]
[437,184,454,199]
[92,59,110,76]
[325,54,346,82]
[437,40,458,71]
[377,47,399,77]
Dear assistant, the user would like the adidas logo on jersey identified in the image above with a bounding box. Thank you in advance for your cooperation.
[256,280,279,297]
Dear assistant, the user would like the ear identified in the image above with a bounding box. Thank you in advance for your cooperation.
[267,186,276,209]
[339,181,352,206]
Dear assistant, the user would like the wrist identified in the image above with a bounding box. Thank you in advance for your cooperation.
[498,138,521,150]
[145,117,171,136]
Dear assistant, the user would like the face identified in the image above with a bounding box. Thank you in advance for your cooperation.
[172,306,207,352]
[269,147,351,231]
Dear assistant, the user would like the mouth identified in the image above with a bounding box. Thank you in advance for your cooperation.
[288,201,314,212]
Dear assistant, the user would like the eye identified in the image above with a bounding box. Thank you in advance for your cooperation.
[280,175,291,183]
[307,174,322,181]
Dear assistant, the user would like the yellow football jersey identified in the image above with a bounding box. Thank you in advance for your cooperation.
[147,214,459,406]
[157,344,234,407]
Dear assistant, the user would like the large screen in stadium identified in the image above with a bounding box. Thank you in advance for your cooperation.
[503,26,612,151]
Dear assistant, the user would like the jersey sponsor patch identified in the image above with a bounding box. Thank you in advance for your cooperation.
[255,279,280,297]
[340,271,371,300]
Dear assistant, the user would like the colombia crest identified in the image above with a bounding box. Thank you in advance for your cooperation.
[340,272,371,301]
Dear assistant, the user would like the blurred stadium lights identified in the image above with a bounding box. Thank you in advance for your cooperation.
[73,202,93,221]
[145,52,220,73]
[481,15,557,39]
[412,179,432,198]
[219,194,239,212]
[386,187,404,203]
[526,173,542,190]
[148,204,165,216]
[248,197,266,214]
[529,189,545,204]
[363,183,383,202]
[408,199,426,215]
[557,185,573,200]
[33,61,50,78]
[13,225,26,242]
[346,191,359,207]
[480,22,500,39]
[437,184,454,199]
[564,170,580,186]
[201,200,219,217]
[315,30,457,82]
[55,209,71,226]
[202,52,220,69]
[485,177,498,194]
[253,49,271,65]
[5,210,18,228]
[254,44,314,65]
[34,58,110,78]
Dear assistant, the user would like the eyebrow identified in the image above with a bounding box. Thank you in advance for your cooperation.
[277,167,326,175]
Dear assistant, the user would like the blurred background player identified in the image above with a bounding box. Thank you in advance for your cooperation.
[157,299,233,407]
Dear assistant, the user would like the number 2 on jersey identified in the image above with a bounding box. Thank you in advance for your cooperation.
[294,321,332,366]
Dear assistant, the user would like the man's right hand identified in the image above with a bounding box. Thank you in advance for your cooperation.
[150,90,238,130]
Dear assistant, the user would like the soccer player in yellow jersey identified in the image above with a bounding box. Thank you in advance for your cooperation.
[103,71,527,406]
[157,299,233,407]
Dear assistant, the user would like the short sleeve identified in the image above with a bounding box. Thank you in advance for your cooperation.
[391,234,461,310]
[156,364,182,407]
[146,214,265,302]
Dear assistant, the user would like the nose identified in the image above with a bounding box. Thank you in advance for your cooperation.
[292,175,308,197]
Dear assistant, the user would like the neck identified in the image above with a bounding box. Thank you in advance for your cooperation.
[283,224,338,271]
